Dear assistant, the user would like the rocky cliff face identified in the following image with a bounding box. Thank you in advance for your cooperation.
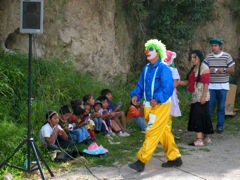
[0,0,131,81]
[0,0,239,87]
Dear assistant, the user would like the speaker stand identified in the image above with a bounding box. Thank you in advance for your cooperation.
[0,34,54,180]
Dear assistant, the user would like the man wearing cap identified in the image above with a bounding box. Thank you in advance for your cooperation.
[128,39,182,172]
[204,38,235,133]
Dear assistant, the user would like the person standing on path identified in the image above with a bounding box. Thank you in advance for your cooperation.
[128,39,182,172]
[179,50,214,146]
[204,38,235,133]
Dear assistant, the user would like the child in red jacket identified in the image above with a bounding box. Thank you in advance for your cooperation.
[127,101,147,133]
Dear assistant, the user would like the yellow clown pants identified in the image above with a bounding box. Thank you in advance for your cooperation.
[168,115,172,130]
[136,102,181,164]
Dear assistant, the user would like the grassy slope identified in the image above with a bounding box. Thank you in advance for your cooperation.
[0,51,239,179]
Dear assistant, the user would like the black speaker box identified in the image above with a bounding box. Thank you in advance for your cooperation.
[20,0,44,34]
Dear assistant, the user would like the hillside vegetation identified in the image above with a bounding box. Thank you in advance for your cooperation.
[1,0,240,178]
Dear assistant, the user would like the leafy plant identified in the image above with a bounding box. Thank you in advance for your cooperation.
[122,0,216,72]
[146,0,216,52]
[228,0,240,18]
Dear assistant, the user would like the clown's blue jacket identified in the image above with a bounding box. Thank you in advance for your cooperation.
[130,59,174,103]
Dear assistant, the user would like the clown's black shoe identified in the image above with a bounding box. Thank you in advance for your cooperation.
[162,157,183,168]
[128,160,145,172]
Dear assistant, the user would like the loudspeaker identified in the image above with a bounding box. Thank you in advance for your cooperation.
[20,0,44,34]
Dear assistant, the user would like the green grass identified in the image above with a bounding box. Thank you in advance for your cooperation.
[0,50,139,179]
[0,50,239,179]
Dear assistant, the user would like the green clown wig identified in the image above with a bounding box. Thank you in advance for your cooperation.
[145,39,166,60]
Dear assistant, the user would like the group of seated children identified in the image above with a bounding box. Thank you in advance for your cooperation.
[39,89,147,150]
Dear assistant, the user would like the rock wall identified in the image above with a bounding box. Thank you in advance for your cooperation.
[0,0,239,88]
[0,0,131,81]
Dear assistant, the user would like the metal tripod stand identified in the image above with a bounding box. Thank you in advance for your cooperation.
[0,34,54,180]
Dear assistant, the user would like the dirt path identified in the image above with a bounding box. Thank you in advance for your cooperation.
[51,132,240,180]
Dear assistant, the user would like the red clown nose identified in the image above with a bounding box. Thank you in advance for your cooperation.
[144,49,149,54]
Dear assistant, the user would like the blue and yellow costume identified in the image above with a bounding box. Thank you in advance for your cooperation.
[130,39,181,166]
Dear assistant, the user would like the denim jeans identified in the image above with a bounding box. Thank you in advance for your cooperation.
[68,131,79,143]
[93,117,103,131]
[131,117,147,131]
[209,89,227,130]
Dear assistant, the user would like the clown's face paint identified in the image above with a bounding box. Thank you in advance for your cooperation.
[145,47,159,61]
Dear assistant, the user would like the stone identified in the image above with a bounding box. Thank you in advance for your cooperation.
[2,172,13,180]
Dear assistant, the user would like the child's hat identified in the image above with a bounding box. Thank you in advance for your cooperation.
[164,50,176,66]
[94,100,102,106]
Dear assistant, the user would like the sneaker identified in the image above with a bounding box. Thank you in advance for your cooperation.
[109,131,116,136]
[108,139,121,145]
[216,128,223,134]
[128,160,145,172]
[105,133,113,140]
[118,131,129,137]
[123,132,130,137]
[162,157,183,168]
[118,131,126,137]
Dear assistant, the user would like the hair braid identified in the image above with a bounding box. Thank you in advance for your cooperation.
[196,63,202,83]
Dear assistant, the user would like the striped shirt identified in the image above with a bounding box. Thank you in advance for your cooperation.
[204,52,235,83]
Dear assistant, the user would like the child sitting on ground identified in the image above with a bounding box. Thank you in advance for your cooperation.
[58,105,79,143]
[92,100,105,133]
[127,101,147,133]
[83,94,95,107]
[97,95,129,137]
[92,99,121,144]
[39,111,74,150]
[101,89,129,136]
[70,99,83,121]
[95,97,115,137]
[83,102,96,138]
[72,105,91,143]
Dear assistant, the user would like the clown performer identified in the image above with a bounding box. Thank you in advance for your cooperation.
[164,50,182,129]
[128,39,182,172]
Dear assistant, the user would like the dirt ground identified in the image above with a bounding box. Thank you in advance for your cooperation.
[48,130,240,180]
